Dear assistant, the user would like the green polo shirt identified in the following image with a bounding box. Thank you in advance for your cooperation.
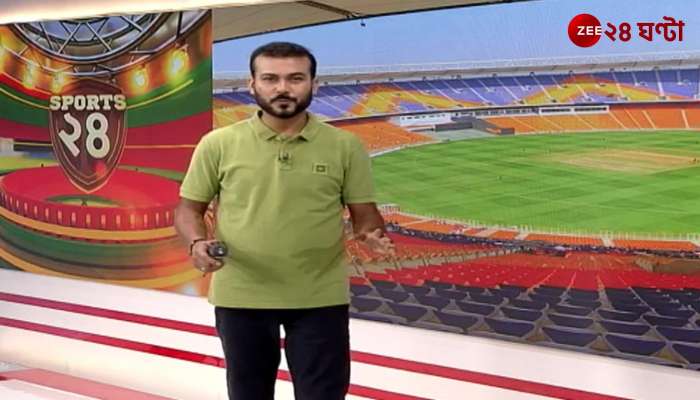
[180,111,375,308]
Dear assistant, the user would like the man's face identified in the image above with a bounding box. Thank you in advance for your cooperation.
[249,56,316,119]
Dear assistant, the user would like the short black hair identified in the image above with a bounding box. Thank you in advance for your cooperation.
[249,42,317,79]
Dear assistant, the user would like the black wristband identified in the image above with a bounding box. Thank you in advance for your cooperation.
[188,238,206,256]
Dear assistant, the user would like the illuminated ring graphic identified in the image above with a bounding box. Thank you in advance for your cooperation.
[0,166,179,232]
[9,10,208,76]
[11,15,167,64]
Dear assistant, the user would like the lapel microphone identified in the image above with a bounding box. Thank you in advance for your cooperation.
[278,150,291,163]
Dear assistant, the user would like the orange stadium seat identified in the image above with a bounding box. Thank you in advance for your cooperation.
[346,233,492,263]
[613,240,698,252]
[382,213,424,225]
[610,108,642,129]
[485,116,536,133]
[525,233,604,246]
[543,115,592,131]
[466,252,640,271]
[684,107,700,129]
[489,230,519,240]
[405,220,464,234]
[645,107,687,129]
[624,108,655,129]
[335,120,433,152]
[576,113,624,130]
[487,104,697,134]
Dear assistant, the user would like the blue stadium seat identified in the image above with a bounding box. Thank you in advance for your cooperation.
[632,287,663,295]
[435,288,468,301]
[597,308,641,322]
[495,285,525,298]
[638,290,673,299]
[642,296,678,305]
[370,279,398,290]
[414,294,451,310]
[565,298,601,309]
[350,284,373,297]
[376,287,411,303]
[568,289,599,301]
[425,281,454,291]
[605,289,639,303]
[640,296,674,305]
[542,326,598,347]
[605,288,635,297]
[469,293,504,306]
[528,293,562,305]
[657,326,700,343]
[610,303,650,314]
[400,284,432,297]
[350,311,405,324]
[689,301,700,313]
[605,334,666,356]
[608,297,643,306]
[670,292,700,305]
[434,310,479,331]
[635,288,680,299]
[485,317,535,338]
[599,320,651,336]
[387,302,431,322]
[673,343,700,364]
[606,295,641,305]
[643,314,689,327]
[652,306,695,319]
[552,304,593,317]
[534,286,566,296]
[500,306,543,322]
[486,288,516,299]
[456,285,487,295]
[548,313,594,329]
[509,298,548,310]
[643,298,679,309]
[456,300,496,316]
[351,296,384,312]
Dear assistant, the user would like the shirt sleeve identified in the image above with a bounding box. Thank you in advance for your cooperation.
[179,134,220,203]
[342,136,376,204]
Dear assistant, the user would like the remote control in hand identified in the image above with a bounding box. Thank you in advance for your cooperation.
[207,242,228,259]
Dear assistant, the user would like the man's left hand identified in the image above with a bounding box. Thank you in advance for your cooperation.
[358,228,396,256]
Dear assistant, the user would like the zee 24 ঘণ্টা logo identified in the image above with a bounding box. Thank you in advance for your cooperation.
[568,13,685,48]
[49,79,128,193]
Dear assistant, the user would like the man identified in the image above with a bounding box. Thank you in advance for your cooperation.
[175,42,394,400]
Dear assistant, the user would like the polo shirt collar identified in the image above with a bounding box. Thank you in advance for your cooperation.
[251,110,321,142]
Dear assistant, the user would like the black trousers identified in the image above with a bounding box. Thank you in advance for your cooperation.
[214,304,350,400]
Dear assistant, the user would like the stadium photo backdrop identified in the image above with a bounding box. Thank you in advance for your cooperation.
[213,4,700,369]
[0,11,213,296]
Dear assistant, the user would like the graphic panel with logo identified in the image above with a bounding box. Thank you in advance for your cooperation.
[0,11,213,296]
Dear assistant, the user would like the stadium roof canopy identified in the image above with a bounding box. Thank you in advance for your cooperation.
[0,0,525,41]
[214,51,700,91]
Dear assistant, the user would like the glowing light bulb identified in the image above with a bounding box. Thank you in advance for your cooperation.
[132,68,148,93]
[52,71,67,92]
[23,63,37,88]
[168,47,189,80]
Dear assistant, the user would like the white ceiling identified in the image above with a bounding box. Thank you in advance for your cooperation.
[0,0,519,42]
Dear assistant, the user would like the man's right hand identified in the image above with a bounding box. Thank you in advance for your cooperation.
[191,239,225,274]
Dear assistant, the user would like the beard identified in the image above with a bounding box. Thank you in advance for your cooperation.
[253,88,313,119]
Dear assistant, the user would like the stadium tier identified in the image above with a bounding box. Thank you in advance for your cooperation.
[214,68,700,122]
[348,242,700,367]
[213,66,700,255]
[332,120,433,152]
